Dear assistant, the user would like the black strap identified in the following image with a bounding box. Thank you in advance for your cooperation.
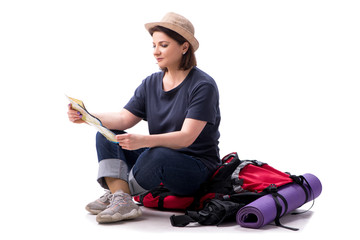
[290,175,309,203]
[170,214,196,227]
[266,184,299,231]
[290,175,315,215]
[157,196,164,210]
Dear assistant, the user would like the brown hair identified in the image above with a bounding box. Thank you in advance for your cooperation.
[149,26,197,72]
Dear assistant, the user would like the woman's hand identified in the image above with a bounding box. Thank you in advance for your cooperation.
[116,133,148,150]
[67,104,85,124]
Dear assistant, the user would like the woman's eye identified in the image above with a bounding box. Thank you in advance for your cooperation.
[152,43,168,48]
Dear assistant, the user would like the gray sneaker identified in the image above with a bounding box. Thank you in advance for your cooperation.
[85,190,112,215]
[96,190,142,223]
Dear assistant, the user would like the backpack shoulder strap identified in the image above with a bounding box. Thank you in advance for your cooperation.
[170,214,197,227]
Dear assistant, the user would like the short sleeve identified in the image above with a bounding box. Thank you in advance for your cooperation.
[186,83,219,125]
[124,80,146,119]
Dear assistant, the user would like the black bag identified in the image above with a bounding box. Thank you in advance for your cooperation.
[170,199,243,227]
[170,191,266,227]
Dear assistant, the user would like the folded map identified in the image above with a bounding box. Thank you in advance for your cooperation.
[66,95,118,143]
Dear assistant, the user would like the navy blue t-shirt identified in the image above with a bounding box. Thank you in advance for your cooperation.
[124,67,221,171]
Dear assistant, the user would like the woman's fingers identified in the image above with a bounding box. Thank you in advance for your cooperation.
[67,104,84,123]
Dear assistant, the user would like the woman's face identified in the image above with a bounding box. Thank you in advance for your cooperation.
[152,31,188,70]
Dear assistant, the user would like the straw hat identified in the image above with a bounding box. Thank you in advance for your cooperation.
[145,12,199,51]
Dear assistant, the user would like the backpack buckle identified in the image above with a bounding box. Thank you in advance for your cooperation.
[267,184,278,193]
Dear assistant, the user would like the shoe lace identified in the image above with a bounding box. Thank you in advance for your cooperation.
[99,190,112,202]
[106,192,128,208]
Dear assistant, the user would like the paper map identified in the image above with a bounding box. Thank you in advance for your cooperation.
[66,95,118,143]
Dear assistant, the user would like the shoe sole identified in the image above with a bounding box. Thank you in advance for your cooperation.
[85,206,105,215]
[96,208,142,223]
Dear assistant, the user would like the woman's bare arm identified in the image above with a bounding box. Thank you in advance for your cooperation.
[68,105,142,131]
[116,118,207,150]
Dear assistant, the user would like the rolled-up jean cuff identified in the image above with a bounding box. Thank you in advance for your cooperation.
[129,168,148,196]
[97,159,129,189]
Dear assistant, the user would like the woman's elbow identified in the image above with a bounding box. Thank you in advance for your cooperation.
[176,136,197,149]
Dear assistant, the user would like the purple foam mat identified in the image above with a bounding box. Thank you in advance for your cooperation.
[236,173,322,229]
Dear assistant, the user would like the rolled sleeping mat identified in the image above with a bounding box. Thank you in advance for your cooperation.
[236,173,322,229]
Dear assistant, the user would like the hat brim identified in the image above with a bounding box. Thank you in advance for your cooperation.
[145,22,199,52]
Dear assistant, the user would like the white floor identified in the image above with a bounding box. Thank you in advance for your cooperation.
[1,184,353,240]
[1,124,356,239]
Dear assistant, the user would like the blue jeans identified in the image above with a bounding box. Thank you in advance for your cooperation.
[96,131,211,196]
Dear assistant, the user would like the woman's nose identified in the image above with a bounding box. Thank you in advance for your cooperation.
[153,45,160,56]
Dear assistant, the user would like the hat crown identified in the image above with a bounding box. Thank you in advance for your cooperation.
[161,12,195,35]
[145,12,199,51]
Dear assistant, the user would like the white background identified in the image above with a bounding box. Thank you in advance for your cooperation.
[0,0,359,239]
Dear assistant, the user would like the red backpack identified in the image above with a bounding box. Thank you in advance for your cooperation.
[133,152,293,211]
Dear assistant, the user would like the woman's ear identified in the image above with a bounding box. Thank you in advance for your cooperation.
[182,42,190,54]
